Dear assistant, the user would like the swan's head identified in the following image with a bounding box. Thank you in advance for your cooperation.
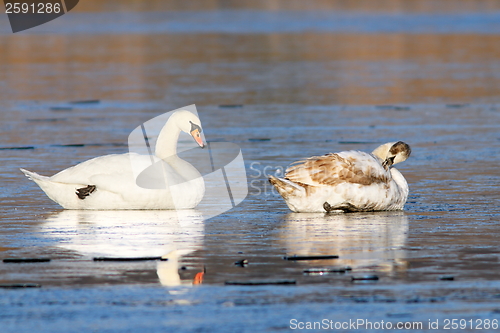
[174,110,205,148]
[372,141,411,169]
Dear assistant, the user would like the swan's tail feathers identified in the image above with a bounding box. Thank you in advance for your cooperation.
[268,175,305,199]
[20,168,49,183]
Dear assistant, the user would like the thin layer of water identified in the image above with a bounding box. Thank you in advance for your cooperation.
[1,3,500,331]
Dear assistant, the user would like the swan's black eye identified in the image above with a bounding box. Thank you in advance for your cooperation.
[190,128,202,141]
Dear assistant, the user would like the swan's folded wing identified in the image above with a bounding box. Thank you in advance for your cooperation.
[49,152,187,194]
[285,151,390,187]
[49,154,142,185]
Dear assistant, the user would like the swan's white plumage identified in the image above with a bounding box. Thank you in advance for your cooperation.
[269,141,411,213]
[21,110,205,210]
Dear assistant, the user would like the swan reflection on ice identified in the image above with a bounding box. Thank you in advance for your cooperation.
[278,211,409,274]
[40,209,204,286]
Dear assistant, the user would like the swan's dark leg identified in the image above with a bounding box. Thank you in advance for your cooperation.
[324,201,360,213]
[338,202,359,213]
[76,185,96,200]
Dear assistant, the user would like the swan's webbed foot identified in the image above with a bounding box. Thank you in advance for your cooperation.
[323,201,334,213]
[76,185,96,200]
[324,201,359,213]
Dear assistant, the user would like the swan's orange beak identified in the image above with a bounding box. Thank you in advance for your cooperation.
[190,129,205,148]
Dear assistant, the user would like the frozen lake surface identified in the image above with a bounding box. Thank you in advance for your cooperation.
[1,1,500,332]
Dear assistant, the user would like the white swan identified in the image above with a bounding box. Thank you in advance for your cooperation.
[269,141,411,213]
[20,110,205,210]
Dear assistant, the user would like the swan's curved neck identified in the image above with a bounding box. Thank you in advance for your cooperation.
[155,117,181,160]
[153,112,203,184]
[391,168,409,196]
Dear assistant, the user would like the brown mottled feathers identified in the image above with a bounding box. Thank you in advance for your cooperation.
[284,152,390,187]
